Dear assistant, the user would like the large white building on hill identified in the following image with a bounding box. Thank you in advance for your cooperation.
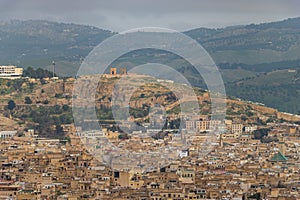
[0,65,23,79]
[0,131,17,139]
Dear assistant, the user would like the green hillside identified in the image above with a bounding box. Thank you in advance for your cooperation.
[226,69,300,114]
[0,19,114,72]
[1,18,300,114]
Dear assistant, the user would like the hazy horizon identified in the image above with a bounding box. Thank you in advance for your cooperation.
[1,15,300,33]
[1,0,300,32]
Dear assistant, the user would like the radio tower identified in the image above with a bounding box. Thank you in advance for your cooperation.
[52,61,55,78]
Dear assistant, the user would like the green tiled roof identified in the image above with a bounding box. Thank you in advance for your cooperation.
[270,151,288,162]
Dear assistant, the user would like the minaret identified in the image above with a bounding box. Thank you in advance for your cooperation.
[219,134,224,148]
[279,142,286,155]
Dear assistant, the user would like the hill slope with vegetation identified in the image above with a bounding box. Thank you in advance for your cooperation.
[0,76,299,138]
[1,18,300,113]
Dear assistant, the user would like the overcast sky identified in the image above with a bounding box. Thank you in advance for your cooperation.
[0,0,300,31]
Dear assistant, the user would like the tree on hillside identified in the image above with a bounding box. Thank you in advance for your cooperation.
[253,128,270,140]
[23,66,57,78]
[7,100,16,111]
[7,100,16,118]
[25,96,33,104]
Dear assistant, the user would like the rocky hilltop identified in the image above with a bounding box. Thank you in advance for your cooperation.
[0,74,299,137]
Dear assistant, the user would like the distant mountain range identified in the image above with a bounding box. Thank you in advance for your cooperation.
[185,18,300,66]
[0,20,114,75]
[1,18,300,114]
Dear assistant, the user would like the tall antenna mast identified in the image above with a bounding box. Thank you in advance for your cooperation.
[52,61,55,78]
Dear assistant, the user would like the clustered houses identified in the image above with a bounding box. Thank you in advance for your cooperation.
[185,116,244,134]
[0,118,300,199]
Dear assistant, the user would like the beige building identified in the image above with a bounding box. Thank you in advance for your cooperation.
[186,120,195,130]
[0,65,23,79]
[186,119,221,132]
[195,120,210,132]
[231,123,243,134]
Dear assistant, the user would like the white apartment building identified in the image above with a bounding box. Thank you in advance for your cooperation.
[0,65,23,79]
[0,131,17,139]
[245,125,258,132]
